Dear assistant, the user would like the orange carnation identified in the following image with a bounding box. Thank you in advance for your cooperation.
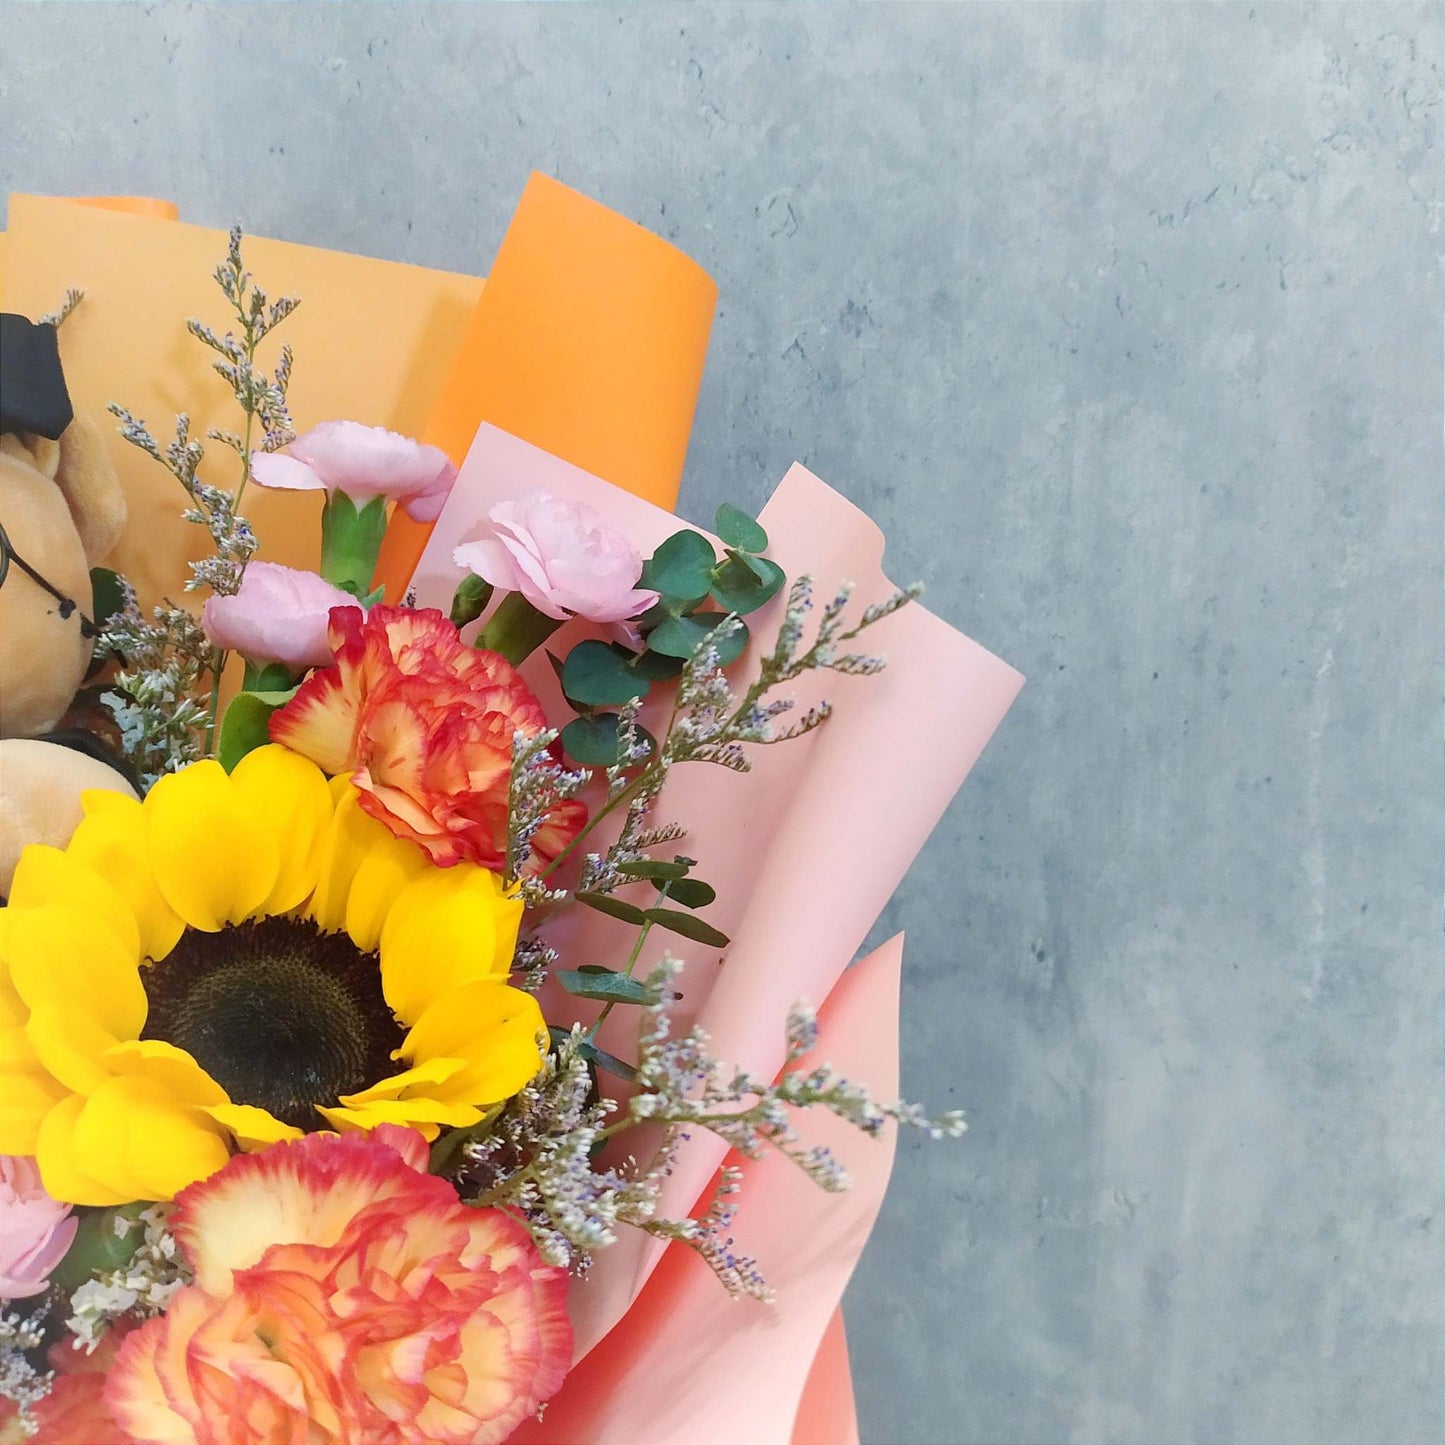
[270,606,584,871]
[0,1324,133,1445]
[104,1126,572,1445]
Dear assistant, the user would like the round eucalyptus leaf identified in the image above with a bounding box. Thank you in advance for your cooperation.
[562,713,655,768]
[710,554,786,615]
[561,640,650,707]
[647,612,749,665]
[641,529,716,602]
[715,503,768,553]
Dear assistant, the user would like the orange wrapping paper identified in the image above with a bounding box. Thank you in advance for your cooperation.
[374,172,717,599]
[0,194,482,606]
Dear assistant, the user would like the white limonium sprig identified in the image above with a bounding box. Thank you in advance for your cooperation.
[65,1206,189,1353]
[0,1306,51,1434]
[463,956,964,1301]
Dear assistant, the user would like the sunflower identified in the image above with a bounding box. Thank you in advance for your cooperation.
[0,745,544,1207]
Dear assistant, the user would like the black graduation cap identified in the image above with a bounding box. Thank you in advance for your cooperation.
[0,313,74,440]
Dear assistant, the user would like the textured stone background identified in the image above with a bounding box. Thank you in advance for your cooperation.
[3,4,1440,1442]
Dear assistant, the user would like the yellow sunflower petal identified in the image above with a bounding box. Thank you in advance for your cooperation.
[317,1096,482,1140]
[7,845,140,960]
[36,1095,134,1207]
[307,786,429,950]
[401,980,546,1105]
[229,745,335,916]
[145,760,280,932]
[378,867,524,1025]
[67,790,186,962]
[0,1063,70,1156]
[25,1006,120,1095]
[203,1103,303,1151]
[0,971,29,1034]
[74,1075,232,1202]
[334,1056,467,1104]
[101,1039,229,1106]
[0,905,147,1040]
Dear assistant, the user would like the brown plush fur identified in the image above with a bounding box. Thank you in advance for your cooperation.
[0,417,136,894]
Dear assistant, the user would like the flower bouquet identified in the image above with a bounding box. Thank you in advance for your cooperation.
[0,178,1022,1443]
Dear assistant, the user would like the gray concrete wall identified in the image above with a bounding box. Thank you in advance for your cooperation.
[3,4,1439,1442]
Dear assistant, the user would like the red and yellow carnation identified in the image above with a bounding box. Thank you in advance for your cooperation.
[270,606,585,872]
[104,1126,572,1445]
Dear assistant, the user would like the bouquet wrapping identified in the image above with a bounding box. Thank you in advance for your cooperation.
[0,175,1020,1444]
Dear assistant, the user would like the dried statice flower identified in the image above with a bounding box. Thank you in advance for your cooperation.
[0,1306,52,1432]
[38,286,85,329]
[101,230,300,776]
[464,957,964,1301]
[100,576,214,786]
[512,935,558,992]
[65,1206,189,1353]
[507,729,589,899]
[638,1165,770,1301]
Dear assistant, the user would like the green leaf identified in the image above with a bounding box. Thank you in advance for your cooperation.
[634,600,675,632]
[556,968,655,1004]
[89,566,125,625]
[574,891,650,925]
[715,503,768,553]
[630,648,685,681]
[450,573,494,627]
[710,554,786,615]
[647,612,749,665]
[560,713,655,768]
[617,858,692,881]
[644,908,730,947]
[561,640,650,708]
[661,878,717,909]
[562,714,622,766]
[641,530,716,603]
[241,660,295,692]
[579,1040,639,1083]
[217,687,297,772]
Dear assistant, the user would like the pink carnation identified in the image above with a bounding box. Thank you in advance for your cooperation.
[250,421,457,522]
[454,491,659,623]
[202,562,363,672]
[0,1156,77,1300]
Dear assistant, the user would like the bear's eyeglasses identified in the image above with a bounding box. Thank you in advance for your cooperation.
[0,520,100,639]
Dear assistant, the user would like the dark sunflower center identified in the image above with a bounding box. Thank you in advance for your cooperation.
[141,916,404,1131]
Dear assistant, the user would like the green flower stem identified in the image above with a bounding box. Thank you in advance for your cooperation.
[476,591,562,666]
[241,659,297,692]
[585,897,663,1043]
[319,492,389,597]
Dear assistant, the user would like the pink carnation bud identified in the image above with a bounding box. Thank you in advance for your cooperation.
[0,1156,77,1300]
[249,421,457,521]
[202,563,363,673]
[453,491,659,624]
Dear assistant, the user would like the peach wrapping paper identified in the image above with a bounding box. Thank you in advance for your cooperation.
[406,423,1024,1442]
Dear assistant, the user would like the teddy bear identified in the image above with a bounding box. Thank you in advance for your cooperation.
[0,312,136,896]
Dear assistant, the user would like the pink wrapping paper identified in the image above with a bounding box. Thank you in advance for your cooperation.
[406,424,1023,1440]
[511,935,905,1445]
